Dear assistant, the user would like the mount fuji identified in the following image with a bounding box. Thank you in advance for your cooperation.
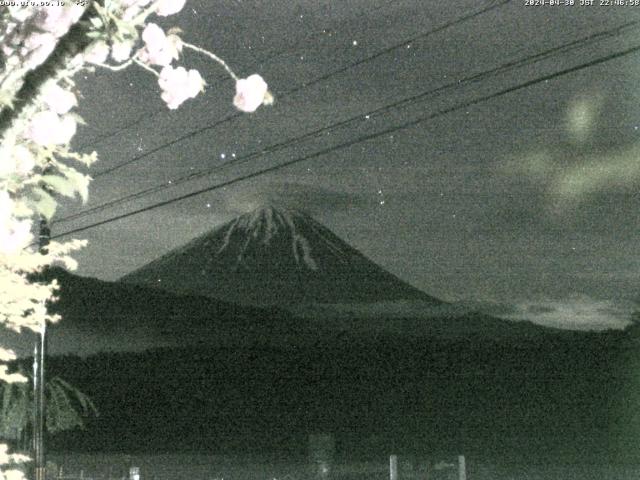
[121,205,442,307]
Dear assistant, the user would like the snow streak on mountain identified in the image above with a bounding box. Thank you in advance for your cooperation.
[122,206,442,306]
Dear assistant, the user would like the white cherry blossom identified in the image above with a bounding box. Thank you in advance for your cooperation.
[26,111,77,146]
[42,83,77,115]
[0,193,32,255]
[139,23,181,67]
[22,33,56,70]
[111,40,134,63]
[155,0,187,16]
[0,444,29,464]
[40,5,85,38]
[158,65,204,109]
[12,145,35,175]
[0,144,35,177]
[0,219,31,255]
[0,348,16,362]
[84,40,110,65]
[2,469,26,480]
[233,74,271,113]
[7,6,31,22]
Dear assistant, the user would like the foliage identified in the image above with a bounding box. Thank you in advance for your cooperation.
[0,367,97,443]
[0,1,271,478]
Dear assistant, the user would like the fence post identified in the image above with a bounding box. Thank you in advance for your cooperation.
[457,455,466,480]
[389,455,398,480]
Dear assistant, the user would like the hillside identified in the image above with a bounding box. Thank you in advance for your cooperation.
[31,267,300,355]
[5,267,567,356]
[42,328,631,460]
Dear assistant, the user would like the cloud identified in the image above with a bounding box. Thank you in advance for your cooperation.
[493,296,636,331]
[307,298,637,332]
[221,181,368,215]
[496,141,640,240]
[551,143,640,202]
[501,126,640,213]
[498,89,640,218]
[565,94,604,145]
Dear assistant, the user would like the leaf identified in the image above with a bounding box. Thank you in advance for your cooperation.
[54,377,98,417]
[40,175,76,199]
[62,169,91,203]
[123,23,139,38]
[0,371,29,440]
[48,380,81,433]
[0,369,97,441]
[89,16,103,28]
[30,187,57,220]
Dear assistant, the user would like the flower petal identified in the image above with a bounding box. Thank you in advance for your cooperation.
[233,74,269,113]
[155,0,186,16]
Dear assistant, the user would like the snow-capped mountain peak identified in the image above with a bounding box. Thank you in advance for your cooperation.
[121,206,441,306]
[216,206,319,270]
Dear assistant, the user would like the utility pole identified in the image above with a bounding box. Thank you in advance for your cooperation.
[33,212,50,480]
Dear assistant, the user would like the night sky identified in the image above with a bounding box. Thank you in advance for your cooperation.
[52,0,640,330]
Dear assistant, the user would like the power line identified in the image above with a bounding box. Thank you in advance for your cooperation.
[49,42,640,240]
[54,20,639,226]
[74,1,400,151]
[283,0,512,96]
[56,24,637,225]
[86,0,512,178]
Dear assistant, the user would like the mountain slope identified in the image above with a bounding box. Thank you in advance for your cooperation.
[0,267,561,357]
[121,206,441,306]
[18,267,304,355]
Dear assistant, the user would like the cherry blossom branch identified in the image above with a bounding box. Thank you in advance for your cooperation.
[93,58,134,72]
[182,41,239,81]
[133,57,160,77]
[94,56,157,78]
